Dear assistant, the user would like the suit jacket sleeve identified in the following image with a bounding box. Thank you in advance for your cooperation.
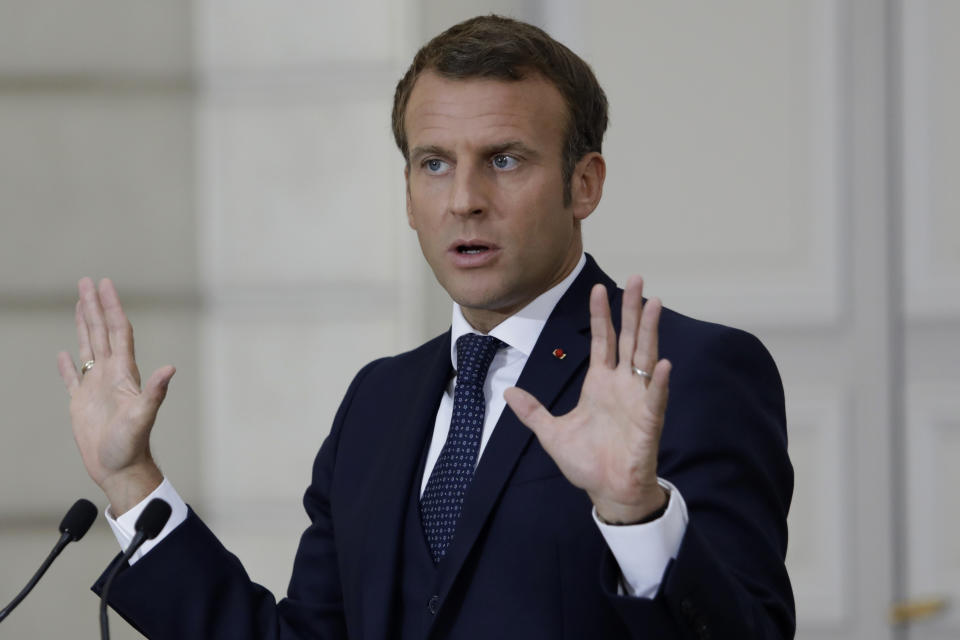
[91,359,385,640]
[600,323,795,639]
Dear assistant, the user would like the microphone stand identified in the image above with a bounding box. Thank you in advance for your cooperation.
[0,499,97,624]
[0,531,73,623]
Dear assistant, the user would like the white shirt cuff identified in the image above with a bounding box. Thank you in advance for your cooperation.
[105,478,188,566]
[593,478,689,599]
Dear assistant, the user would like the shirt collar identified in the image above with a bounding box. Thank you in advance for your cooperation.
[450,253,587,369]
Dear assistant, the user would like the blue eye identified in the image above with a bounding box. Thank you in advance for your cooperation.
[492,154,518,170]
[424,158,449,174]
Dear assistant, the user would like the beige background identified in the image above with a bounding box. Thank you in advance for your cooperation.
[1,1,956,639]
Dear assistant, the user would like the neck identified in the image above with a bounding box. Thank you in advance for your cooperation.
[460,308,510,335]
[459,247,583,334]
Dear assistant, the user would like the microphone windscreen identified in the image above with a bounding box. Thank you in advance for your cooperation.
[134,498,172,540]
[58,499,98,542]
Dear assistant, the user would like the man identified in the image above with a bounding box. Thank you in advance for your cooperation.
[58,15,794,639]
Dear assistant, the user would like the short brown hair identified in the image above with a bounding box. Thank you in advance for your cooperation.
[392,15,609,204]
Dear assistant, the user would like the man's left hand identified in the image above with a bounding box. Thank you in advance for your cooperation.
[504,276,672,524]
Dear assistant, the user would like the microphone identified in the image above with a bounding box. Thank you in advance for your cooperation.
[0,498,98,623]
[99,498,171,640]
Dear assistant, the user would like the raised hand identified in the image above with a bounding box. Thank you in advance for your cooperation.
[57,278,175,515]
[504,276,671,524]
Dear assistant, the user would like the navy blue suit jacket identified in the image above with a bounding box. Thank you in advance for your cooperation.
[97,256,795,639]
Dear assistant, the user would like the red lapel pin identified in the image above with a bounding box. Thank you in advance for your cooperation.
[552,348,567,360]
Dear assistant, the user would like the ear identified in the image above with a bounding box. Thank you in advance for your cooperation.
[569,152,606,222]
[404,164,416,229]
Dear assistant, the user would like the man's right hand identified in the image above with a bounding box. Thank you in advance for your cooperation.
[57,277,175,516]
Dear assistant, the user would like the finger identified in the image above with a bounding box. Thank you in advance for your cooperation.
[588,284,616,370]
[504,386,556,440]
[75,300,93,364]
[141,365,176,416]
[633,296,663,376]
[57,351,80,395]
[99,278,134,361]
[643,359,672,420]
[78,277,111,359]
[618,276,644,371]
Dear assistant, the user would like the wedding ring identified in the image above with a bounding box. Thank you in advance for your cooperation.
[631,366,651,381]
[81,360,95,375]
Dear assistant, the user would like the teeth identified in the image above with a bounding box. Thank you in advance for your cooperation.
[459,246,486,254]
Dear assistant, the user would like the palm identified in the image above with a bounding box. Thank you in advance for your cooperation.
[70,358,148,482]
[551,365,662,496]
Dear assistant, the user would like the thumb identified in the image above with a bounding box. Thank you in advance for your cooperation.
[504,386,555,438]
[142,365,176,411]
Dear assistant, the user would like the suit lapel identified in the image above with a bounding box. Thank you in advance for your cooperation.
[430,256,618,618]
[354,333,452,638]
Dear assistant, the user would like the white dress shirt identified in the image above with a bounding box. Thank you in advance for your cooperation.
[108,253,688,598]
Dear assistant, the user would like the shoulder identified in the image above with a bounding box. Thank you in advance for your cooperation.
[656,306,785,431]
[324,332,449,442]
[348,332,449,385]
[357,332,450,377]
[657,305,776,373]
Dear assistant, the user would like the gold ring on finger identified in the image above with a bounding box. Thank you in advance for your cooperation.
[631,366,652,381]
[81,360,95,375]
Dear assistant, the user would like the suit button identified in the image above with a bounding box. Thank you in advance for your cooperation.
[427,595,441,615]
[696,620,711,640]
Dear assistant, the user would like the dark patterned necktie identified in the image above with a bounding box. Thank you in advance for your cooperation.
[420,333,503,563]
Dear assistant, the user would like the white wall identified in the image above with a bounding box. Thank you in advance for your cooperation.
[0,2,197,638]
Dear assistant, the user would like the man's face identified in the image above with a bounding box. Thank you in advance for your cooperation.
[404,71,596,332]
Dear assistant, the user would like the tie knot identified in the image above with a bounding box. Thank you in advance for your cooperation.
[455,334,502,388]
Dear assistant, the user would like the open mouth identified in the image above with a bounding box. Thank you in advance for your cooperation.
[449,240,498,264]
[457,244,490,255]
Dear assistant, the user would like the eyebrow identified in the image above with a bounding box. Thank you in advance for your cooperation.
[482,140,541,160]
[410,145,449,162]
[409,140,541,163]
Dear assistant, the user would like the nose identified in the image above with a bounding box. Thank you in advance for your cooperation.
[448,163,487,217]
